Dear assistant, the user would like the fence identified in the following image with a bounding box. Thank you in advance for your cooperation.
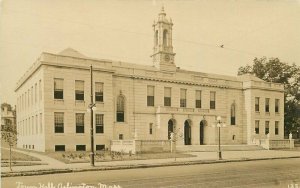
[111,140,171,154]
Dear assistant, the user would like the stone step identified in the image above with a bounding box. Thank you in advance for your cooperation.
[176,145,265,152]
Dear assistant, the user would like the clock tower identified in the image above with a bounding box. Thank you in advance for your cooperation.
[151,7,176,72]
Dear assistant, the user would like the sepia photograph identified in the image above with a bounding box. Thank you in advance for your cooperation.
[1,0,300,187]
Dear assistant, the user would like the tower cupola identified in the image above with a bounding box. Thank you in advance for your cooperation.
[151,6,176,72]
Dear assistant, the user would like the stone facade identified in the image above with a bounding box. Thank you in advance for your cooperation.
[15,8,284,152]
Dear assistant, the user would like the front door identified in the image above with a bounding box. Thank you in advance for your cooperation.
[168,120,174,140]
[200,121,204,145]
[184,120,191,145]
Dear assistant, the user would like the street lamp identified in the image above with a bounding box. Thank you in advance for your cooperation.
[88,65,96,166]
[213,116,226,160]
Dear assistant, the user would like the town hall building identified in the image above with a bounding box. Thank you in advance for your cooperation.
[15,7,284,152]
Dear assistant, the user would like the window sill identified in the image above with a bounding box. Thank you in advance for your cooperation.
[115,122,127,124]
[275,112,280,115]
[265,112,270,115]
[54,133,65,135]
[75,100,85,103]
[76,133,85,135]
[54,99,64,104]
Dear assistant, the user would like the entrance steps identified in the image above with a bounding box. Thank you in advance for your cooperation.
[177,145,264,152]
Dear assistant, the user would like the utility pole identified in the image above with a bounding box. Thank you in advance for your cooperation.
[89,65,95,166]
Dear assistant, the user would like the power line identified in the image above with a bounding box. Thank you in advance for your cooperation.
[0,7,279,60]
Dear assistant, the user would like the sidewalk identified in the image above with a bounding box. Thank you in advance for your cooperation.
[1,147,300,177]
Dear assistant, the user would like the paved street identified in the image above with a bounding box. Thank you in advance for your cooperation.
[2,158,300,188]
[2,146,300,174]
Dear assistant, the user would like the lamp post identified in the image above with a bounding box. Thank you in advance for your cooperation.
[88,65,96,166]
[214,116,226,160]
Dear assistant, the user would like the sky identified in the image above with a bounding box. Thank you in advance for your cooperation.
[0,0,299,106]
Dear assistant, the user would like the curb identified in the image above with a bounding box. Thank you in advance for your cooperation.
[2,156,300,178]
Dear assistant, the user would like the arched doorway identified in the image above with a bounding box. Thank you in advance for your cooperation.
[168,119,174,140]
[184,120,191,145]
[200,120,207,145]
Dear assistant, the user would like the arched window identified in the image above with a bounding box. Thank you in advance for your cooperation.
[163,29,168,46]
[231,103,236,125]
[155,30,158,46]
[116,95,125,122]
[168,119,174,140]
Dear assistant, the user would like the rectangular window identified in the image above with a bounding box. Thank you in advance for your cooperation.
[147,86,155,106]
[31,87,33,105]
[119,134,123,140]
[29,117,31,135]
[32,116,34,135]
[31,116,35,135]
[265,98,270,112]
[231,104,236,125]
[40,113,43,134]
[25,119,28,136]
[39,80,42,101]
[54,78,64,99]
[117,95,125,122]
[275,121,279,135]
[149,123,153,135]
[36,115,38,134]
[76,113,85,133]
[210,91,216,109]
[95,82,104,102]
[180,89,187,107]
[55,145,65,151]
[21,95,22,111]
[35,83,37,103]
[164,87,171,106]
[75,80,84,101]
[54,112,64,133]
[255,97,260,112]
[275,99,279,113]
[265,121,269,135]
[96,114,104,133]
[195,90,201,108]
[255,120,259,134]
[27,89,30,109]
[26,91,29,108]
[76,145,86,151]
[96,145,105,151]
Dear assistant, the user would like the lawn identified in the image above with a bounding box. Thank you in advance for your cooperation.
[1,148,41,161]
[47,151,196,164]
[1,147,44,167]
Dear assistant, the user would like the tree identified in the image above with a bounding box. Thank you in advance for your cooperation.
[170,127,183,161]
[238,57,300,137]
[1,124,17,171]
[1,103,12,112]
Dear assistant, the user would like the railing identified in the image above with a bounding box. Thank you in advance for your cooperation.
[110,140,171,154]
[259,139,294,150]
[253,81,283,90]
[110,140,135,154]
[269,139,294,149]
